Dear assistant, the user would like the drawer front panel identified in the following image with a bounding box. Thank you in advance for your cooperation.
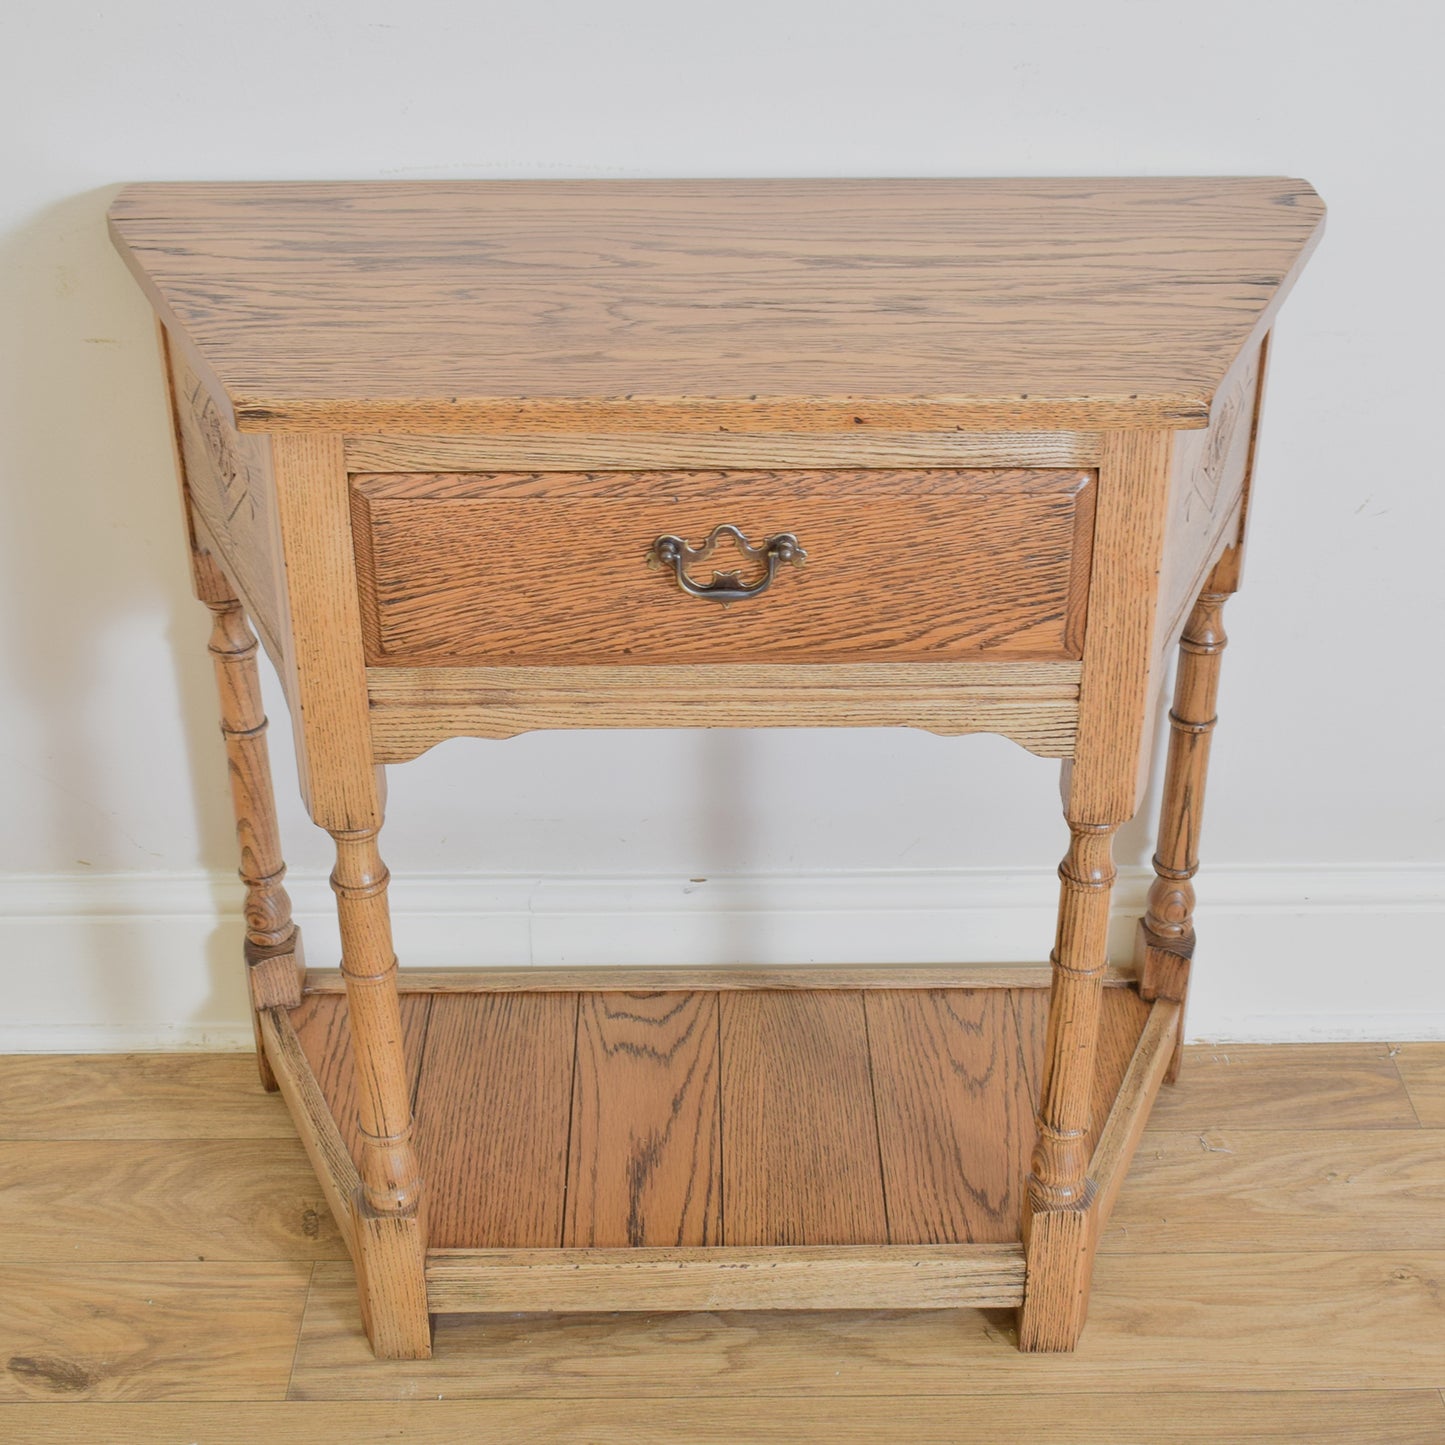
[351,469,1096,667]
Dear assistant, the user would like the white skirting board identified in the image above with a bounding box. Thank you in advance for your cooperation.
[0,864,1440,1050]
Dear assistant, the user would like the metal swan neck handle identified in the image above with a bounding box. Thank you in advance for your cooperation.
[647,525,806,603]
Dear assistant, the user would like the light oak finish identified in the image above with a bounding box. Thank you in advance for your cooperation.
[288,984,1155,1269]
[0,1052,294,1138]
[258,1007,363,1258]
[0,1137,347,1262]
[411,992,577,1250]
[8,1042,1443,1434]
[108,177,1325,433]
[0,1262,311,1402]
[351,468,1095,666]
[1395,1042,1445,1127]
[566,990,721,1248]
[302,962,1140,993]
[205,601,303,1089]
[110,178,1326,1359]
[425,1244,1025,1313]
[719,989,888,1246]
[366,660,1083,761]
[8,1395,1443,1444]
[290,1248,1445,1397]
[344,428,1101,471]
[1137,571,1235,1077]
[1148,1041,1420,1130]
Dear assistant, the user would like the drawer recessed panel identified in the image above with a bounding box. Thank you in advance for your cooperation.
[350,469,1095,667]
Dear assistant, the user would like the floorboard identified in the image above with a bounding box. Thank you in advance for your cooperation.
[0,1139,348,1261]
[719,990,888,1246]
[7,1392,1443,1443]
[865,989,1034,1244]
[0,1053,295,1139]
[411,992,578,1249]
[565,990,721,1247]
[5,1041,1444,1433]
[1102,1127,1445,1253]
[0,1262,311,1402]
[1147,1041,1420,1130]
[1393,1041,1445,1127]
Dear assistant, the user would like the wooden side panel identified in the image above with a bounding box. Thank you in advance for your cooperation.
[167,344,287,661]
[866,989,1035,1245]
[719,991,887,1246]
[1156,339,1266,651]
[411,994,578,1250]
[289,993,433,1173]
[565,992,721,1248]
[351,469,1096,666]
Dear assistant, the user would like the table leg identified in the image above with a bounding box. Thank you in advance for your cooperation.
[1018,813,1120,1351]
[204,600,303,1090]
[1136,563,1235,1081]
[329,820,431,1359]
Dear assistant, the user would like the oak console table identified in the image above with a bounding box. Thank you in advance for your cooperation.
[109,178,1324,1359]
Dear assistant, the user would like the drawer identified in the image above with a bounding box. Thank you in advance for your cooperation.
[350,469,1096,667]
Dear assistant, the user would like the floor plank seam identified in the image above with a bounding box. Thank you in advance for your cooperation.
[858,993,896,1247]
[283,1261,316,1402]
[558,991,582,1249]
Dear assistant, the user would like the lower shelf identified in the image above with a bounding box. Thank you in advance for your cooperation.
[280,977,1160,1312]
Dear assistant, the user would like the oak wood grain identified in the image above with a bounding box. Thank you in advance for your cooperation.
[108,178,1325,433]
[426,1243,1024,1313]
[1013,985,1151,1162]
[17,1394,1445,1443]
[303,963,1137,994]
[0,1139,347,1262]
[0,1053,293,1139]
[366,660,1082,760]
[565,991,721,1248]
[1155,340,1264,652]
[345,429,1101,471]
[165,340,287,662]
[410,992,579,1249]
[1146,1042,1421,1130]
[718,990,887,1246]
[865,989,1035,1245]
[351,468,1095,666]
[261,1007,363,1258]
[1393,1042,1445,1127]
[1106,1128,1445,1257]
[0,1262,311,1401]
[289,1251,1445,1396]
[288,992,433,1173]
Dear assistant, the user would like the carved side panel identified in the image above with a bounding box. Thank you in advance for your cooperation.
[169,345,287,665]
[1155,340,1264,655]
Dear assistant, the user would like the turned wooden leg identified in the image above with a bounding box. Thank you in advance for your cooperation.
[330,824,432,1359]
[205,601,303,1090]
[1135,578,1233,1082]
[1018,816,1120,1351]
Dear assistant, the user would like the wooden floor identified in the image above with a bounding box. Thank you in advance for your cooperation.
[291,985,1148,1249]
[2,1040,1444,1442]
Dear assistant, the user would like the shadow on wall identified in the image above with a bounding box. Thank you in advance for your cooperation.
[0,186,245,1033]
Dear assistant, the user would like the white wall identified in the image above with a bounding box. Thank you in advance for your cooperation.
[1,0,1441,1047]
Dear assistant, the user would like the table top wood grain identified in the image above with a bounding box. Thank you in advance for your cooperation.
[108,177,1325,435]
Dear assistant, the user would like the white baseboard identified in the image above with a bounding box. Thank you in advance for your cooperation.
[0,864,1440,1050]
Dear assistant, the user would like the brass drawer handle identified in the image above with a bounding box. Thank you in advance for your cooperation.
[647,525,806,603]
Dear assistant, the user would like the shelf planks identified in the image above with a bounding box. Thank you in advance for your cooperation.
[290,983,1153,1255]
